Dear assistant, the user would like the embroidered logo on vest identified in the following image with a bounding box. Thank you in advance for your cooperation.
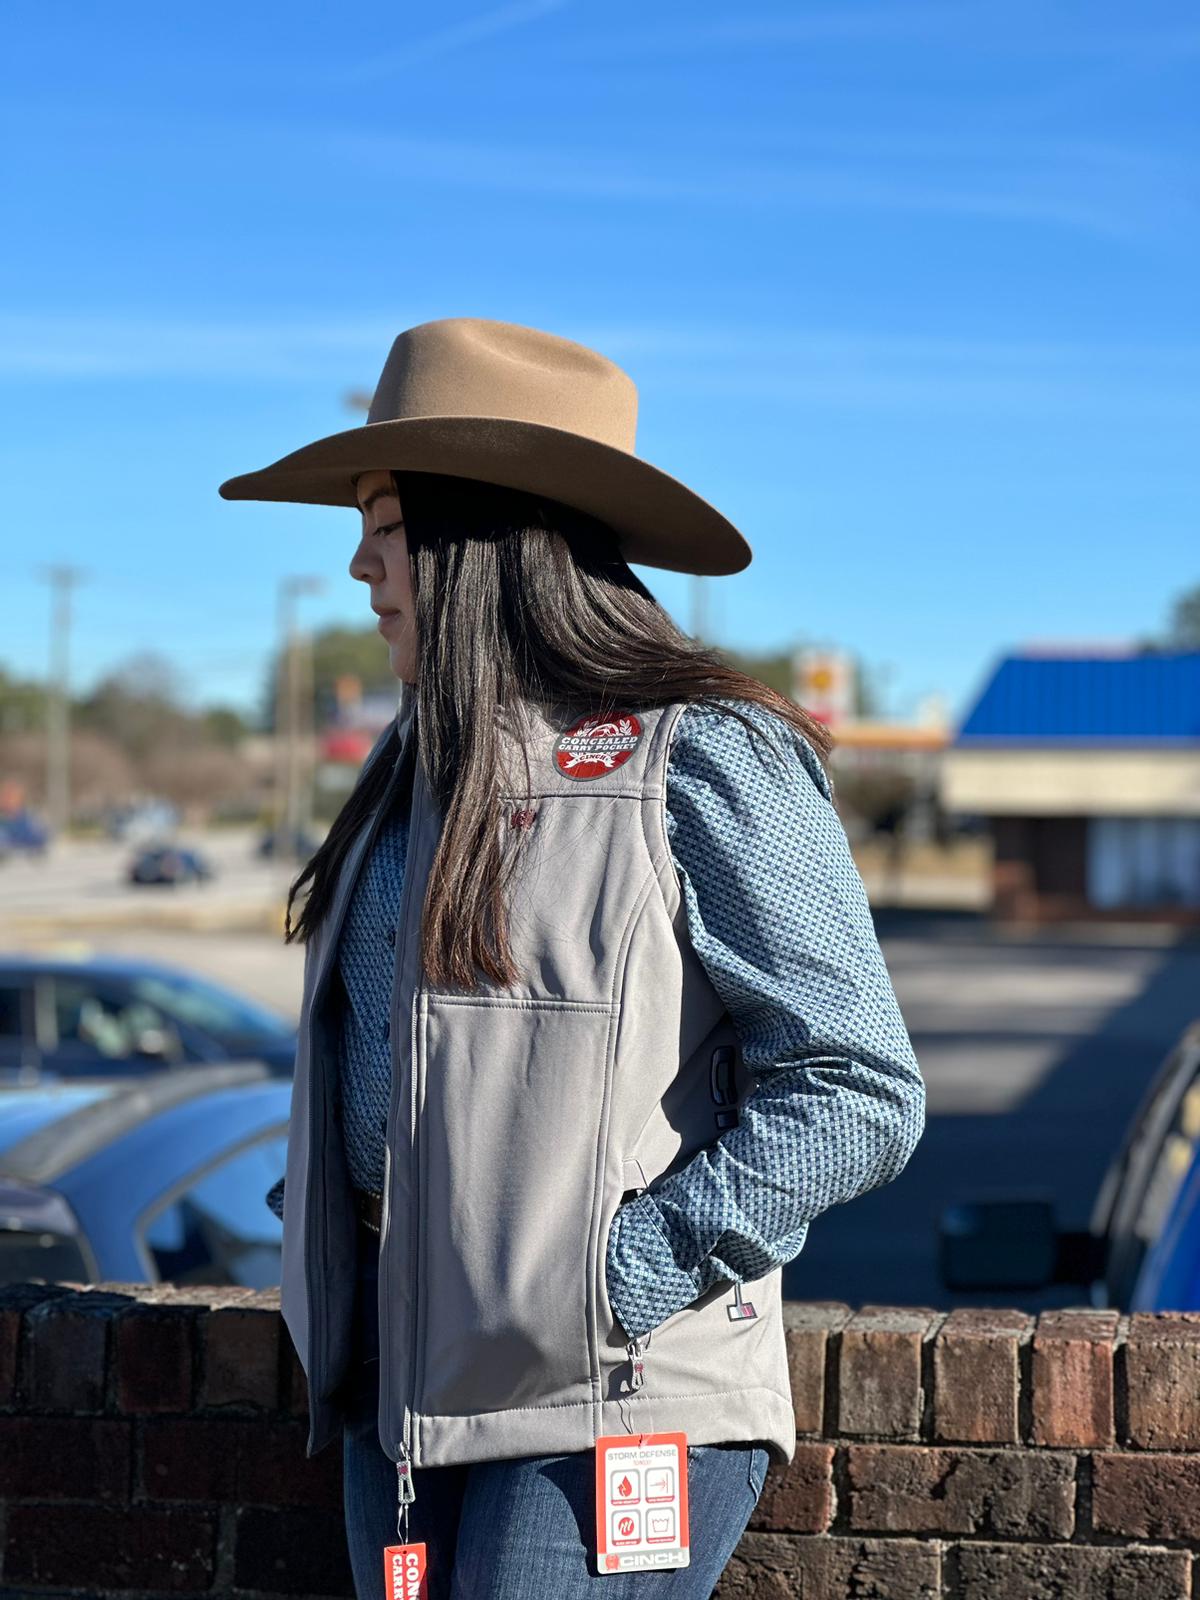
[552,712,643,780]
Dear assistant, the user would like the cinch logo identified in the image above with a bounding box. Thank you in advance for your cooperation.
[552,712,643,780]
[616,1550,682,1568]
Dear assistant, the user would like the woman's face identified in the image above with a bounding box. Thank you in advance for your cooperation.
[349,469,417,685]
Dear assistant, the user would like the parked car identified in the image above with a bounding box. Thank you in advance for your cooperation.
[128,844,214,885]
[0,1062,288,1287]
[0,953,297,1081]
[0,810,50,855]
[256,825,321,861]
[939,1019,1200,1311]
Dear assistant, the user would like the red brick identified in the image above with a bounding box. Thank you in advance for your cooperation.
[949,1540,1189,1600]
[1124,1312,1200,1448]
[1092,1452,1200,1539]
[23,1290,126,1411]
[846,1444,1075,1538]
[747,1442,833,1534]
[237,1417,344,1509]
[114,1300,197,1413]
[233,1505,355,1595]
[1031,1309,1118,1448]
[0,1283,75,1404]
[0,1415,131,1499]
[200,1298,280,1409]
[837,1307,940,1439]
[783,1302,850,1435]
[6,1503,215,1590]
[718,1533,939,1599]
[932,1308,1031,1444]
[139,1416,242,1501]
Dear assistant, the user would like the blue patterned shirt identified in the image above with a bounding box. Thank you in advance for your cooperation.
[603,697,925,1339]
[268,697,926,1344]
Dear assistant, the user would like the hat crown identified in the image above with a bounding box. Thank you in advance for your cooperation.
[366,317,639,453]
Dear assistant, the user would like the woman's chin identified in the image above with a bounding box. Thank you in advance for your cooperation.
[385,641,415,682]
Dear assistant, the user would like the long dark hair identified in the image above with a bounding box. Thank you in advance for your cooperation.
[284,468,836,991]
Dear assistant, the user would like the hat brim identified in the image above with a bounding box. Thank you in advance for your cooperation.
[218,414,751,577]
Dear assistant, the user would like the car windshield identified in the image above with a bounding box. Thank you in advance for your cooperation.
[127,973,294,1045]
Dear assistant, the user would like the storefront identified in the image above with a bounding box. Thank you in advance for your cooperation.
[942,648,1200,924]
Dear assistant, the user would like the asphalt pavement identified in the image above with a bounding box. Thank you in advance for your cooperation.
[784,908,1200,1314]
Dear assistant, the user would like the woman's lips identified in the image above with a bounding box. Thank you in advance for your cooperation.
[376,610,401,634]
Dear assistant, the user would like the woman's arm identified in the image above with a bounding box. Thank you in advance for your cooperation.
[605,697,926,1341]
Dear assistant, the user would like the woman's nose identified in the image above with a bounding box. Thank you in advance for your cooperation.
[348,535,381,584]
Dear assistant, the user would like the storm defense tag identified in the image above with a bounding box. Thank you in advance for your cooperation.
[594,1431,690,1575]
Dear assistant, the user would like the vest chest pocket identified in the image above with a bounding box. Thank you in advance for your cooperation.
[414,993,619,1419]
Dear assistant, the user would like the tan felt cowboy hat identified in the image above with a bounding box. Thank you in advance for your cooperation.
[217,316,751,577]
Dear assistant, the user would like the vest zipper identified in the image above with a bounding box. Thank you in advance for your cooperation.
[380,739,425,1481]
[303,839,381,1449]
[301,714,412,1456]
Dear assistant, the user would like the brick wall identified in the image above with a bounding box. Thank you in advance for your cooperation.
[3,1284,1200,1598]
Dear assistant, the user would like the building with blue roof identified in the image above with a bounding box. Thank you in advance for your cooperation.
[942,648,1200,923]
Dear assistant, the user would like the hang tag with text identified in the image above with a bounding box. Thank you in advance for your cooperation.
[594,1431,690,1575]
[382,1541,428,1598]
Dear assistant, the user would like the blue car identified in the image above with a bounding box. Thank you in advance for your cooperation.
[128,844,214,885]
[940,1019,1200,1311]
[0,952,297,1081]
[0,1062,288,1287]
[0,810,49,855]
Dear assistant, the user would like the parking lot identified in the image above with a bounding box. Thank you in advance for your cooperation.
[7,833,1197,1313]
[787,910,1200,1312]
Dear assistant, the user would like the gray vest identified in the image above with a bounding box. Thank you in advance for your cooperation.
[278,687,797,1467]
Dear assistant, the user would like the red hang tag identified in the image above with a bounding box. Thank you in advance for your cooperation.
[594,1431,690,1575]
[382,1541,428,1598]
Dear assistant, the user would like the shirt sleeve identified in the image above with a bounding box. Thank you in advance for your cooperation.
[604,696,926,1342]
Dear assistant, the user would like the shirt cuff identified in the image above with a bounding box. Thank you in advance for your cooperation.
[604,1189,703,1341]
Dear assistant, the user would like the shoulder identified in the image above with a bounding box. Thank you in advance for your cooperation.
[668,696,835,806]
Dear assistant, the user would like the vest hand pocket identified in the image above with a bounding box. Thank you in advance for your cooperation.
[603,1205,637,1344]
[417,995,618,1416]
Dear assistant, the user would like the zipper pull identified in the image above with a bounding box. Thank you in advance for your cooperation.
[396,1442,417,1505]
[626,1336,645,1392]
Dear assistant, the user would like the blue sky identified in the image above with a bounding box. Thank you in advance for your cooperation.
[2,1,1197,728]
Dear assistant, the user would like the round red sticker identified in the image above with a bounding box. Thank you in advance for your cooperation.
[552,711,643,780]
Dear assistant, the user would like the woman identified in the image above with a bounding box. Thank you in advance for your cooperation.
[220,317,925,1598]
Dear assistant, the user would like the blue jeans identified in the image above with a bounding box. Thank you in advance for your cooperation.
[341,1220,770,1599]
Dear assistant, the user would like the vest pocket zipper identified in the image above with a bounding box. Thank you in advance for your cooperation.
[378,731,423,1482]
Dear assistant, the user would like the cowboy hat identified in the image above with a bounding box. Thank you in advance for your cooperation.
[217,316,751,577]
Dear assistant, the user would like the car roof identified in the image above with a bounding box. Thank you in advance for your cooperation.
[0,1061,280,1185]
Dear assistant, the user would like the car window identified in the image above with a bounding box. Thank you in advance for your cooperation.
[138,1132,287,1288]
[0,982,34,1074]
[0,984,27,1037]
[128,971,293,1044]
[49,976,180,1067]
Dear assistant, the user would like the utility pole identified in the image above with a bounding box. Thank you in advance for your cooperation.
[274,575,325,855]
[36,564,87,839]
